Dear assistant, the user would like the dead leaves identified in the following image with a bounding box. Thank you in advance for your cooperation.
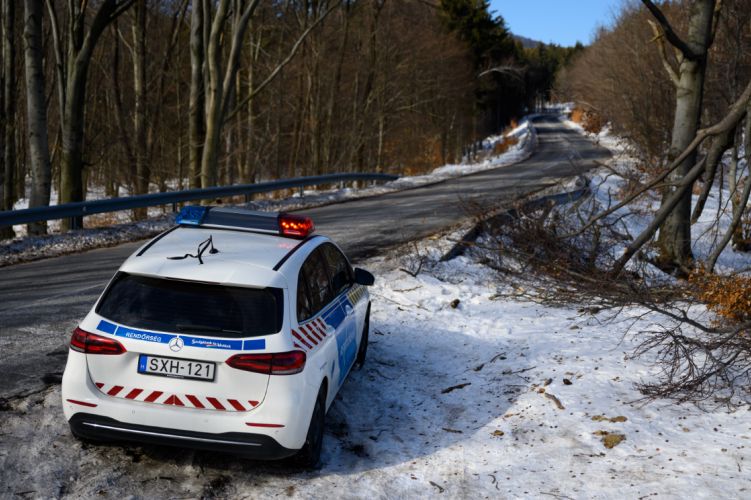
[599,432,626,449]
[591,415,627,448]
[591,415,628,423]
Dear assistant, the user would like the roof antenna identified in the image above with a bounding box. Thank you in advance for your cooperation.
[167,235,219,265]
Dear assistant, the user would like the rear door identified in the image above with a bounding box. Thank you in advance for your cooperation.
[295,247,351,386]
[85,274,281,412]
[319,244,359,387]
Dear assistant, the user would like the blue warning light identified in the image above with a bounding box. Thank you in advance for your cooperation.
[175,205,209,225]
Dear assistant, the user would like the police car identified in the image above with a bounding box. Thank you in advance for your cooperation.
[61,206,373,467]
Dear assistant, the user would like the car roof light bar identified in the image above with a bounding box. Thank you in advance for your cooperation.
[175,206,314,239]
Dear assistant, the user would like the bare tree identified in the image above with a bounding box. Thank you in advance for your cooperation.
[612,78,751,274]
[200,0,258,188]
[50,0,134,230]
[23,0,51,236]
[188,0,205,189]
[1,0,17,239]
[132,0,148,218]
[643,0,720,273]
[558,5,676,165]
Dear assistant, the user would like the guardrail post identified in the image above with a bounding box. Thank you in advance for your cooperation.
[69,216,81,230]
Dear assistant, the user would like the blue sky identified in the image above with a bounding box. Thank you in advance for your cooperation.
[489,0,623,47]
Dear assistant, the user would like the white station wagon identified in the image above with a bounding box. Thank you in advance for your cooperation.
[61,207,373,467]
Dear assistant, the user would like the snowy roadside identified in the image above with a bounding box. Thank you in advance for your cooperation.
[0,121,535,267]
[561,117,751,275]
[1,228,748,498]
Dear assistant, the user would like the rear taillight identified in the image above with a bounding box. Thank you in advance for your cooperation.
[226,351,306,375]
[70,327,126,355]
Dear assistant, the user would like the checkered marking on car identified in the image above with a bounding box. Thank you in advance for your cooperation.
[94,383,259,412]
[291,317,328,352]
[347,285,365,306]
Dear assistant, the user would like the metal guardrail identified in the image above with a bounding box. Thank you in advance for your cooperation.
[0,172,398,227]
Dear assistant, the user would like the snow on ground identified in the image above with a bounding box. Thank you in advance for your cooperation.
[0,121,534,267]
[1,229,749,498]
[562,117,751,275]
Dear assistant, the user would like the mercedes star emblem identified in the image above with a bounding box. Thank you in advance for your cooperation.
[169,336,184,352]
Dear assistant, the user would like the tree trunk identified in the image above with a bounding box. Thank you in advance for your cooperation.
[132,0,149,219]
[242,26,259,184]
[24,0,52,236]
[59,1,135,231]
[654,0,716,272]
[199,0,230,188]
[1,0,17,239]
[200,0,264,188]
[59,62,88,230]
[322,4,349,172]
[690,123,735,224]
[731,102,751,250]
[189,0,205,189]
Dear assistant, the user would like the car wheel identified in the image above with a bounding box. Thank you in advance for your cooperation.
[295,385,326,469]
[355,306,370,369]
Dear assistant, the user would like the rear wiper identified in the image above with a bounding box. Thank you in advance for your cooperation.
[175,324,241,334]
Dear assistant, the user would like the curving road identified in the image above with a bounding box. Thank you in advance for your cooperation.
[0,115,609,400]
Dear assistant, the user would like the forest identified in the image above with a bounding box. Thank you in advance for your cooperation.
[0,0,576,237]
[557,0,751,273]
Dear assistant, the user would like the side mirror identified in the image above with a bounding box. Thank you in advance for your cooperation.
[354,267,375,286]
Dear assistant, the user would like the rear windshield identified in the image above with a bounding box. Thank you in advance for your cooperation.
[96,273,283,338]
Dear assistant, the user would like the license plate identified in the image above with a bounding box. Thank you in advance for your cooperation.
[138,354,215,381]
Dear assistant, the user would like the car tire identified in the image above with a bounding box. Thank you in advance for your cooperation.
[295,385,326,469]
[355,306,370,369]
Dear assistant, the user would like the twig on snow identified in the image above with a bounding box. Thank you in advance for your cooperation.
[441,382,471,394]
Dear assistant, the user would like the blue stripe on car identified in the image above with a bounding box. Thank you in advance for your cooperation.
[96,319,265,351]
[243,339,266,350]
[96,319,117,334]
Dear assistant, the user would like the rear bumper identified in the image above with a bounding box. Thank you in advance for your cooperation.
[62,349,316,450]
[69,413,297,460]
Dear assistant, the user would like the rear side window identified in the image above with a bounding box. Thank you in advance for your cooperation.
[297,273,313,322]
[96,273,283,338]
[298,247,334,321]
[320,243,353,296]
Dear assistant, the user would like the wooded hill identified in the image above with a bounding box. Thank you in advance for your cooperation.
[0,0,577,236]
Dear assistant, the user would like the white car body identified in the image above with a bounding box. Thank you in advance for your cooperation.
[61,208,371,460]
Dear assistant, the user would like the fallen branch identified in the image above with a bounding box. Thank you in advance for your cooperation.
[544,392,565,410]
[441,382,471,394]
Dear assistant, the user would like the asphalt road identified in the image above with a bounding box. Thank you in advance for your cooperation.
[0,114,609,400]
